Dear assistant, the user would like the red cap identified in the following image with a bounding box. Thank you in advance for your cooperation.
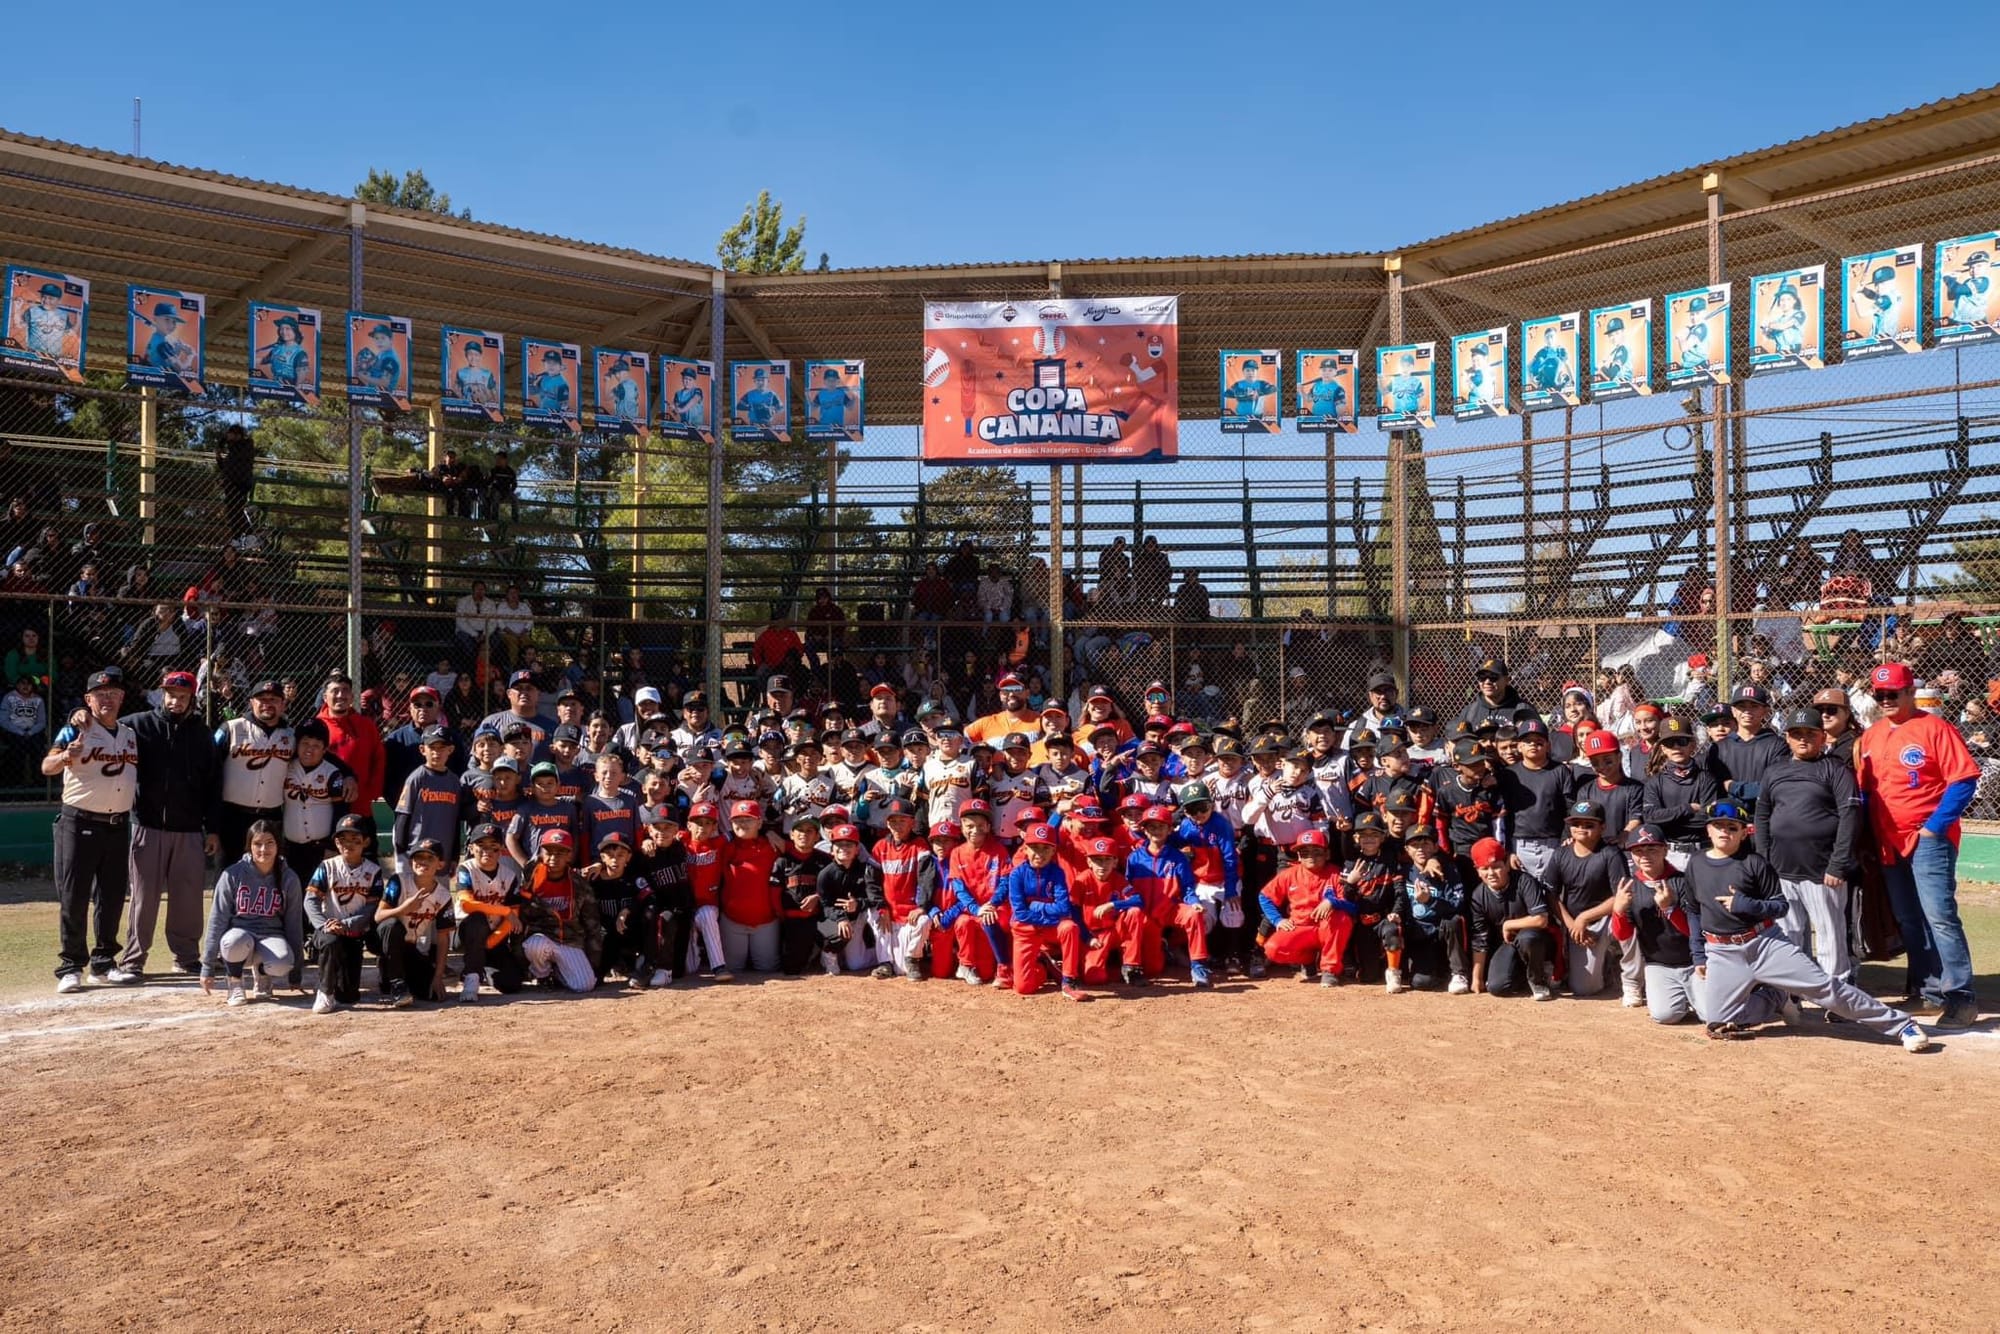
[1294,828,1329,850]
[997,674,1025,691]
[1086,837,1119,858]
[540,829,573,849]
[959,799,991,818]
[1022,823,1056,847]
[827,824,861,844]
[1119,793,1150,812]
[1145,680,1168,695]
[1687,653,1711,669]
[929,821,962,842]
[408,685,439,702]
[1166,720,1197,738]
[1470,837,1508,869]
[1144,714,1172,730]
[1871,662,1914,690]
[1581,731,1621,757]
[729,799,764,820]
[689,801,719,821]
[1018,805,1046,825]
[1142,803,1176,825]
[162,671,197,691]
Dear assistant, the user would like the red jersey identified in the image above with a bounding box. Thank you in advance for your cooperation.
[318,707,384,815]
[718,836,779,925]
[683,832,727,909]
[1262,862,1338,926]
[873,833,928,918]
[1857,712,1980,858]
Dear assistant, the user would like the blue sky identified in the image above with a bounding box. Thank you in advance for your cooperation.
[1,3,1991,270]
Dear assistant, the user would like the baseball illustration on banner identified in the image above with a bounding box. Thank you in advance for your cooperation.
[920,298,1179,463]
[594,348,652,435]
[1450,327,1509,421]
[522,337,582,433]
[1589,300,1652,401]
[805,360,865,442]
[1665,284,1731,387]
[1933,232,1997,348]
[730,360,791,443]
[1375,342,1435,429]
[1219,349,1280,434]
[657,357,715,443]
[1294,349,1357,434]
[1748,266,1824,373]
[1520,313,1581,409]
[1,266,88,382]
[440,327,504,422]
[247,301,321,408]
[346,312,413,411]
[1839,245,1923,360]
[125,286,205,395]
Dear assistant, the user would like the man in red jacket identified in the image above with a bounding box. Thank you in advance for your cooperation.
[718,799,781,972]
[318,672,384,822]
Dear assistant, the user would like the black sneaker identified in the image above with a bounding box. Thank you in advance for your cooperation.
[1120,965,1146,986]
[389,980,413,1008]
[1935,999,1980,1030]
[1246,956,1267,979]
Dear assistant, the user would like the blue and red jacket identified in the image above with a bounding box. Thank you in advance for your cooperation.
[1126,842,1198,907]
[1174,811,1240,898]
[1001,860,1074,928]
[939,840,1010,927]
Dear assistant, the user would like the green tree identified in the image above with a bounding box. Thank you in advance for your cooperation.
[717,191,809,273]
[1930,528,2000,598]
[355,168,470,219]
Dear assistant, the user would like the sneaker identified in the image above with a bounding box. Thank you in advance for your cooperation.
[1447,974,1471,995]
[253,974,274,1001]
[709,966,734,983]
[1900,1021,1932,1053]
[1319,971,1340,988]
[55,972,83,995]
[226,982,248,1007]
[1295,965,1313,983]
[870,964,893,980]
[957,964,981,987]
[989,974,1008,989]
[1385,968,1406,995]
[461,975,481,1003]
[1529,979,1556,1002]
[103,966,141,985]
[1190,961,1213,989]
[905,966,927,982]
[1621,986,1646,1008]
[389,981,413,1009]
[1935,1000,1980,1030]
[649,969,672,988]
[311,990,336,1015]
[1705,1021,1745,1040]
[1246,956,1268,979]
[1778,995,1804,1027]
[1120,965,1146,986]
[1059,982,1090,1003]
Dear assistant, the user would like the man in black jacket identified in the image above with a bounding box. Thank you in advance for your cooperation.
[1453,657,1525,733]
[1754,709,1861,984]
[118,670,220,977]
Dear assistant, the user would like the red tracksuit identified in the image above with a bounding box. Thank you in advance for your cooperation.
[943,839,1013,983]
[1260,861,1351,971]
[1071,865,1149,982]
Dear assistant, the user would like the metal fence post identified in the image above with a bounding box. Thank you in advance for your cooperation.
[1047,262,1065,702]
[704,268,726,706]
[138,387,158,547]
[346,201,366,684]
[1385,259,1410,695]
[1703,175,1731,694]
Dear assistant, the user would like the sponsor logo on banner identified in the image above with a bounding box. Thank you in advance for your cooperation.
[658,357,715,442]
[1,267,89,383]
[1520,314,1581,409]
[1375,342,1435,429]
[1933,232,1998,348]
[1588,300,1652,402]
[126,286,205,395]
[1748,266,1824,374]
[921,297,1178,463]
[1840,246,1923,361]
[804,360,865,442]
[440,327,505,422]
[1219,349,1280,434]
[522,338,582,433]
[247,301,321,408]
[1450,327,1509,421]
[1295,350,1357,434]
[1665,284,1731,388]
[346,312,414,411]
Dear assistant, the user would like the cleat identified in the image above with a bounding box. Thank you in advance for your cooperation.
[1529,979,1557,1002]
[103,967,141,985]
[709,966,734,983]
[1935,1000,1979,1030]
[461,975,481,1003]
[254,973,274,1001]
[1060,982,1090,1003]
[870,964,894,979]
[1621,986,1646,1008]
[389,981,413,1009]
[1385,968,1406,995]
[650,969,672,988]
[1448,974,1471,995]
[1778,995,1804,1027]
[1120,965,1146,986]
[1900,1022,1932,1052]
[1295,965,1312,983]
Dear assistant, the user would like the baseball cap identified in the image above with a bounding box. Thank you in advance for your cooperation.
[1085,684,1113,701]
[1781,708,1825,733]
[507,669,538,689]
[1474,658,1508,678]
[929,821,962,842]
[840,727,867,745]
[1294,828,1329,850]
[959,799,991,818]
[882,797,916,819]
[765,675,791,694]
[1448,737,1488,765]
[723,740,754,760]
[1085,837,1120,859]
[1811,687,1851,709]
[1352,811,1387,835]
[1687,653,1712,670]
[162,670,197,692]
[1307,710,1340,731]
[408,838,444,860]
[491,755,519,773]
[728,799,764,820]
[467,821,502,845]
[1704,799,1750,825]
[899,728,928,747]
[1212,737,1242,758]
[1144,680,1169,696]
[1565,800,1606,824]
[869,682,898,699]
[502,724,532,743]
[598,831,632,849]
[1625,825,1667,850]
[1731,683,1771,706]
[791,812,822,830]
[86,669,125,692]
[1141,804,1177,826]
[1469,837,1508,869]
[1657,717,1695,742]
[1249,735,1282,756]
[333,814,369,838]
[1870,662,1915,691]
[551,724,581,742]
[1040,703,1070,719]
[420,725,451,745]
[688,801,719,821]
[1699,705,1731,725]
[997,674,1025,691]
[1367,670,1398,691]
[245,677,282,699]
[1382,791,1420,817]
[641,803,683,827]
[1134,740,1164,758]
[1022,823,1056,848]
[1002,732,1033,751]
[1348,728,1379,750]
[407,684,439,703]
[828,824,861,845]
[1513,718,1549,739]
[539,829,573,850]
[1403,824,1439,846]
[1143,714,1172,731]
[529,760,559,780]
[1119,793,1150,812]
[1178,780,1212,806]
[682,690,707,708]
[1404,705,1438,727]
[555,685,580,702]
[1581,730,1620,758]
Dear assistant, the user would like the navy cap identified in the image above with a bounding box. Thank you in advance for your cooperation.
[551,723,582,742]
[507,669,538,688]
[333,814,370,838]
[467,822,502,845]
[408,838,444,859]
[419,725,451,745]
[1625,825,1667,849]
[1565,800,1606,824]
[1513,718,1549,739]
[1352,811,1387,835]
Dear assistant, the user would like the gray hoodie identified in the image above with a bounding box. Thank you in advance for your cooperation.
[201,857,305,978]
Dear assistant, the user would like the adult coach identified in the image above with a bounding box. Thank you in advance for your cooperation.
[120,669,220,979]
[215,679,293,860]
[482,669,555,762]
[1855,663,1980,1028]
[48,669,139,992]
[318,671,383,819]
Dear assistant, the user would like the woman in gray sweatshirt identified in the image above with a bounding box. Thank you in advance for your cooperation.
[201,819,305,1007]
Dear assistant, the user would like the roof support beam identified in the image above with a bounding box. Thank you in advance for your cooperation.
[1711,172,1858,257]
[598,293,704,343]
[1401,259,1536,321]
[725,297,783,362]
[209,231,345,336]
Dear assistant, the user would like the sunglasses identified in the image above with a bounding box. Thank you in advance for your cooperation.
[1814,704,1847,713]
[1475,674,1501,683]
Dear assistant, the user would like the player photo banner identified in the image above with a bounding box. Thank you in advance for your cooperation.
[1934,232,1998,348]
[1450,327,1509,421]
[346,312,413,411]
[1749,266,1825,374]
[730,360,791,443]
[1521,313,1581,409]
[1295,349,1358,434]
[1840,245,1923,361]
[920,297,1179,463]
[804,360,865,442]
[1665,284,1731,387]
[1589,300,1652,401]
[595,348,651,435]
[1375,343,1436,429]
[522,337,582,433]
[1,267,88,382]
[126,286,205,395]
[1219,349,1280,434]
[657,357,715,443]
[247,301,321,408]
[440,327,504,422]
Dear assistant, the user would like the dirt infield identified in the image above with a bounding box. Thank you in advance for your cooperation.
[1,974,1996,1332]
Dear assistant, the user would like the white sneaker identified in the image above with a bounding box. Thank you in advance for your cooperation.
[957,964,981,986]
[1621,986,1646,1009]
[1384,967,1406,995]
[1900,1021,1932,1053]
[649,969,671,988]
[254,974,275,1001]
[1778,995,1804,1027]
[1447,974,1471,995]
[103,966,141,985]
[1529,979,1557,1002]
[226,982,248,1007]
[461,975,481,1003]
[55,972,83,995]
[311,990,336,1015]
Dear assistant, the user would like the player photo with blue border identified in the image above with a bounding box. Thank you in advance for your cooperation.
[1294,350,1357,434]
[2,266,89,382]
[247,301,321,408]
[658,357,715,443]
[1219,350,1280,434]
[346,312,413,411]
[440,327,504,422]
[1934,232,1998,348]
[523,338,582,433]
[1520,313,1581,409]
[595,348,652,435]
[1375,343,1435,429]
[1451,327,1509,421]
[126,286,205,395]
[1665,284,1730,387]
[1748,266,1824,374]
[804,360,865,442]
[1839,245,1922,361]
[730,360,790,443]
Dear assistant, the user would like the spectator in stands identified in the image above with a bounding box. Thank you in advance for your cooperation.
[116,563,154,603]
[215,424,256,534]
[1174,570,1211,622]
[196,649,246,705]
[977,566,1013,624]
[178,590,216,653]
[454,579,497,671]
[66,561,109,645]
[0,496,33,569]
[16,527,64,580]
[1960,697,2000,818]
[443,671,484,734]
[426,655,458,699]
[1019,558,1050,638]
[1133,535,1172,609]
[0,673,45,784]
[1920,614,1991,710]
[944,539,981,599]
[6,627,49,693]
[1097,535,1129,592]
[486,449,518,521]
[202,545,250,606]
[492,584,534,672]
[805,585,846,657]
[67,523,110,591]
[435,447,473,518]
[125,603,183,675]
[752,611,806,691]
[911,560,953,629]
